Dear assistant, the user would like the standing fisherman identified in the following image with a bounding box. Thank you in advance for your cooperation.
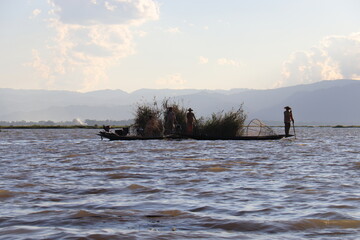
[164,107,177,135]
[284,106,294,137]
[186,108,196,135]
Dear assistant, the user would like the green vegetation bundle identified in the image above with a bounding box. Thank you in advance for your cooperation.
[133,98,189,135]
[133,99,163,136]
[133,98,247,137]
[196,105,247,138]
[162,98,187,132]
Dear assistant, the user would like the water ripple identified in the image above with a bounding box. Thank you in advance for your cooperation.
[0,128,359,239]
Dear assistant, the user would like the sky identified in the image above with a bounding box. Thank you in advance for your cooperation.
[1,0,360,93]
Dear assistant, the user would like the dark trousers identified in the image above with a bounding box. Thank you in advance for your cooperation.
[285,122,291,136]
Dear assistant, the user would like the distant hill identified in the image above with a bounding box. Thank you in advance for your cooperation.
[0,79,359,125]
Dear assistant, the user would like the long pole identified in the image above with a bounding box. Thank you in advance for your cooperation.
[292,121,296,139]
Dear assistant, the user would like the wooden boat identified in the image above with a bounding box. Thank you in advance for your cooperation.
[98,131,292,141]
[189,134,292,140]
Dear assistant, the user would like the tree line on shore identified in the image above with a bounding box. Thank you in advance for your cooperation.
[0,119,133,128]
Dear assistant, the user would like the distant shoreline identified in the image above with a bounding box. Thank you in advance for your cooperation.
[0,125,126,129]
[0,125,359,129]
[330,125,360,128]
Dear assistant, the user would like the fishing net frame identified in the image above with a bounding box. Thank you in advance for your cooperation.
[244,119,277,136]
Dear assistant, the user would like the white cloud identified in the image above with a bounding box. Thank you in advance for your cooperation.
[27,49,53,80]
[30,9,41,19]
[156,73,187,88]
[29,0,160,92]
[166,27,181,34]
[104,1,117,11]
[217,58,241,68]
[134,30,147,37]
[51,0,159,25]
[279,32,360,87]
[199,56,209,64]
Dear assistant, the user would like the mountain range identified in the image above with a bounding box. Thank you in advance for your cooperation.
[0,79,359,125]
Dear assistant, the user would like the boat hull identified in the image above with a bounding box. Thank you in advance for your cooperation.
[98,131,292,141]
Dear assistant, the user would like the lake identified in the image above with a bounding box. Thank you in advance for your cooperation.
[0,127,359,239]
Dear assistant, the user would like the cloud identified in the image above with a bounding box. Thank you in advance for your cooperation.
[217,58,242,68]
[30,9,42,19]
[28,0,159,92]
[26,49,53,80]
[51,0,159,25]
[156,73,187,88]
[134,30,147,37]
[104,1,117,11]
[199,56,209,64]
[280,32,360,87]
[165,27,181,34]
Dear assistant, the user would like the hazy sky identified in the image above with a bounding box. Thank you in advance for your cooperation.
[1,0,360,92]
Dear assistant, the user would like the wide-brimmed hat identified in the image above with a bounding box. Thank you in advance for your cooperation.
[284,106,291,109]
[188,108,193,111]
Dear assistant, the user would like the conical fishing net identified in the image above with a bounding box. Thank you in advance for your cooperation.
[244,119,277,136]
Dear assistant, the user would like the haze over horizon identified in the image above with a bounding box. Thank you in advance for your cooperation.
[1,0,360,93]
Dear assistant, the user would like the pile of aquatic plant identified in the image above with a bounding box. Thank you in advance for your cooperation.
[133,99,163,136]
[133,98,247,137]
[162,98,187,133]
[196,105,247,137]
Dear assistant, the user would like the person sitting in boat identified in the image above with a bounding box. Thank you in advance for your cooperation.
[136,127,144,136]
[103,125,111,132]
[115,127,129,136]
[284,106,294,137]
[164,107,177,135]
[186,108,196,135]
